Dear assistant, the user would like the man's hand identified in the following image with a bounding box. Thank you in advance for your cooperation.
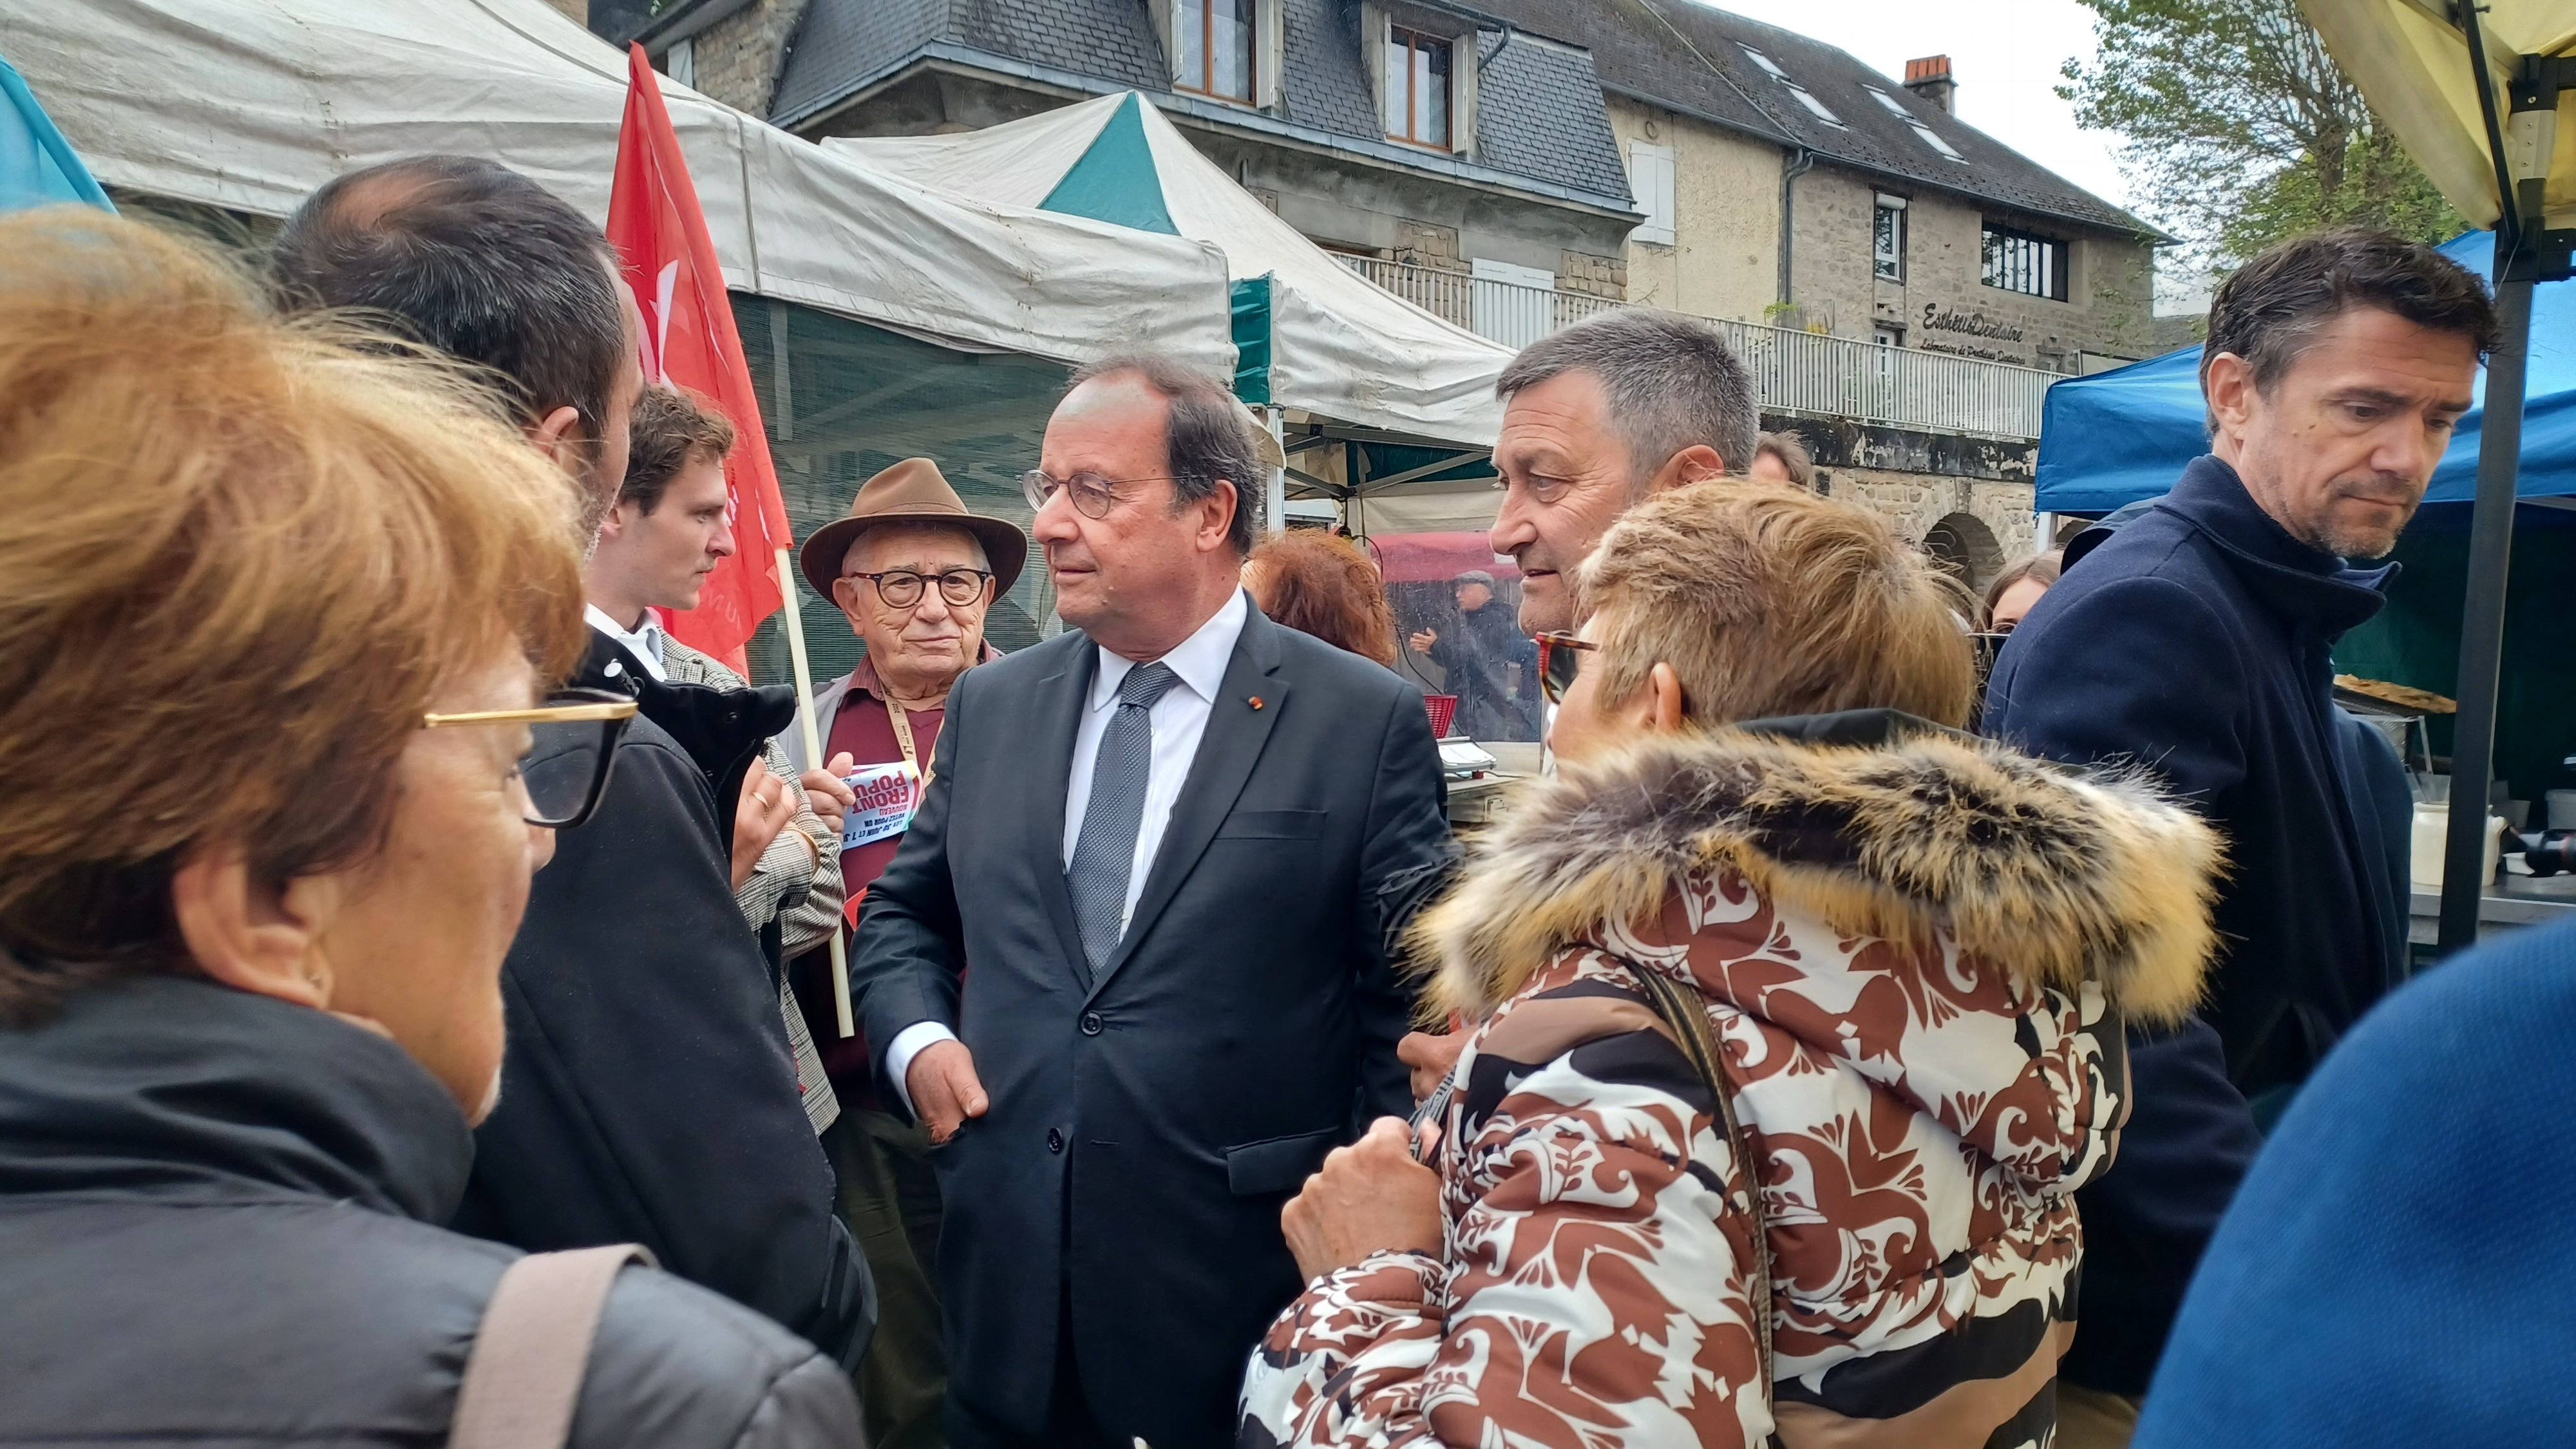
[1398,1030,1468,1103]
[801,751,858,832]
[730,761,799,889]
[1282,1117,1444,1282]
[907,1038,989,1144]
[1408,627,1439,655]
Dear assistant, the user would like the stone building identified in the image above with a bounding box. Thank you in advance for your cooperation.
[589,0,2171,590]
[592,0,1640,296]
[1471,0,2170,580]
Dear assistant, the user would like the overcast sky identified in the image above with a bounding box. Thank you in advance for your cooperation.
[1687,0,2134,213]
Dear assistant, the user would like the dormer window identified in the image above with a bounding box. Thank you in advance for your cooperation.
[1177,0,1256,104]
[1385,26,1454,148]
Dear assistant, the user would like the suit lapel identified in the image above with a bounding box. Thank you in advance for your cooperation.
[1030,637,1097,983]
[1088,611,1287,1000]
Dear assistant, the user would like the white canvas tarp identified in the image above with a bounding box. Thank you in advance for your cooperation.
[0,0,1236,372]
[829,91,1515,446]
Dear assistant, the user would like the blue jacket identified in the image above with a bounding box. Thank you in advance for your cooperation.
[2133,917,2576,1446]
[1983,454,2401,1391]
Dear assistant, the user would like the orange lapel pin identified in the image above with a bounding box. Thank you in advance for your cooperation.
[1247,696,1264,710]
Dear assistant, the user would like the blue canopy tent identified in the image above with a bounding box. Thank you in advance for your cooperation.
[1,52,111,214]
[2034,231,2575,513]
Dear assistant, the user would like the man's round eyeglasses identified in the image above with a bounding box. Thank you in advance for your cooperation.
[1019,469,1166,520]
[423,688,638,829]
[842,568,996,609]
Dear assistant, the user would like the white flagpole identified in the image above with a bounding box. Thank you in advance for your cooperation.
[777,547,855,1039]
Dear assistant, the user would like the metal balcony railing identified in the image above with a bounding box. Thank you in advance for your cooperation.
[1335,254,2062,442]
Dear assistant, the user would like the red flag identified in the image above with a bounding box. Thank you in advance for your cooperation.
[606,43,788,672]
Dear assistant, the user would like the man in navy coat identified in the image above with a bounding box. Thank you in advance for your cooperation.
[1985,228,2495,1410]
[849,357,1456,1448]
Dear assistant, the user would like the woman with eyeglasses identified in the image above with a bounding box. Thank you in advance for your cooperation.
[0,214,857,1445]
[1241,481,2224,1449]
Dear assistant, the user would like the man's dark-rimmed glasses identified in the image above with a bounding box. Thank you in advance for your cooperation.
[422,688,636,829]
[1019,469,1168,520]
[843,567,995,609]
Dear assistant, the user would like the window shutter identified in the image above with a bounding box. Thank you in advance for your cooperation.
[1629,142,1675,246]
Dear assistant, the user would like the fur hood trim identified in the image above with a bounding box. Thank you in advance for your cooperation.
[1419,728,2224,1026]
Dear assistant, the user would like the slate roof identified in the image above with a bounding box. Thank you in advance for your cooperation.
[1476,32,1634,202]
[770,0,1633,209]
[1473,0,2161,239]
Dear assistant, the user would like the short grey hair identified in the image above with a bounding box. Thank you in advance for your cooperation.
[1065,354,1260,556]
[1496,311,1759,491]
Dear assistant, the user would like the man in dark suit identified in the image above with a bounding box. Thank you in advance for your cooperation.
[850,357,1457,1448]
[270,156,871,1368]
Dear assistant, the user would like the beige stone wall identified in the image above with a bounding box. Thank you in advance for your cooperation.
[1788,167,2156,368]
[1558,249,1627,300]
[681,0,810,117]
[1605,96,1777,325]
[1823,469,2038,589]
[1392,218,1466,271]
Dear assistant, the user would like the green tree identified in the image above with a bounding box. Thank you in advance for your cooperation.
[2061,0,2465,266]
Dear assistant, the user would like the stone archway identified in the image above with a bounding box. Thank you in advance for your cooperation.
[1922,511,2005,594]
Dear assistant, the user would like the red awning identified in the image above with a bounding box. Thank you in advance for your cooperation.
[1365,531,1519,586]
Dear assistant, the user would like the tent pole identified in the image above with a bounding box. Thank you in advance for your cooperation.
[2436,270,2532,955]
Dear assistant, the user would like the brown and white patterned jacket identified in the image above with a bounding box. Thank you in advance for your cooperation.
[1240,720,2222,1449]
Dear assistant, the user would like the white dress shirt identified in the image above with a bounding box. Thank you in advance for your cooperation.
[884,589,1251,1112]
[584,603,667,682]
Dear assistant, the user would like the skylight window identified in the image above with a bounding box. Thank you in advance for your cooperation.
[1911,122,1966,160]
[1739,43,1844,128]
[1790,88,1845,126]
[1866,86,1909,116]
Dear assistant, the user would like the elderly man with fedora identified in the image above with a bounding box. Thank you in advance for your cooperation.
[783,456,1027,1449]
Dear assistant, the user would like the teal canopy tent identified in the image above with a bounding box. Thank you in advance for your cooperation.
[1,52,110,213]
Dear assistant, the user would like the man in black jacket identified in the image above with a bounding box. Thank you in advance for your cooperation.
[270,156,871,1367]
[850,357,1457,1448]
[1984,228,2494,1414]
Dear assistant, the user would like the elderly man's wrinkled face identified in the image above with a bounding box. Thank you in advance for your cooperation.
[1490,369,1636,636]
[2210,307,2477,560]
[833,523,991,697]
[315,647,556,1122]
[1034,372,1240,659]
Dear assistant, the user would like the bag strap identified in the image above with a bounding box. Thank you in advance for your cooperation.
[1631,965,1774,1394]
[450,1244,654,1449]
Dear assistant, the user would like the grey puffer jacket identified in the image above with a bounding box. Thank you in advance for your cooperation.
[0,976,861,1447]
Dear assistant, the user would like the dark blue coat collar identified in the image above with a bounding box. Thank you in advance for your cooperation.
[2155,456,2392,638]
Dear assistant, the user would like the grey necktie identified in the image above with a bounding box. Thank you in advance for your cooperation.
[1067,661,1180,977]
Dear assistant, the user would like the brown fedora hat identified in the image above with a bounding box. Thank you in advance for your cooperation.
[798,457,1030,602]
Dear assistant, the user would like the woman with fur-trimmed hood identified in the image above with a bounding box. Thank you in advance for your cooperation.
[1238,482,2223,1449]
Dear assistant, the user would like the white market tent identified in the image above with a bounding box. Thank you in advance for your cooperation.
[0,0,1237,374]
[827,91,1515,449]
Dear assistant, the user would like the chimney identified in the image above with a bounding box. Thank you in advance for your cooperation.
[1904,55,1956,113]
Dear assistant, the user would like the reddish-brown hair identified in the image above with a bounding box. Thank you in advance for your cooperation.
[0,211,589,1022]
[1245,531,1399,667]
